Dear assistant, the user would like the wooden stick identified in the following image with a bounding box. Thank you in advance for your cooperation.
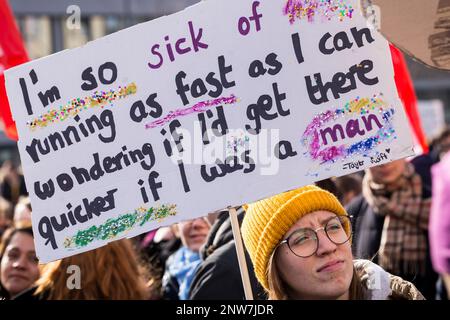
[229,206,254,300]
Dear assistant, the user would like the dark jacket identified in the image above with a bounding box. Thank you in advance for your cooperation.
[189,208,265,300]
[8,286,47,301]
[346,195,384,263]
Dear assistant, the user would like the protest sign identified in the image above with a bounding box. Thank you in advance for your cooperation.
[5,0,414,262]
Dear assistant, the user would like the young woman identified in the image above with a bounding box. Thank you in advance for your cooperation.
[241,185,424,300]
[0,226,40,299]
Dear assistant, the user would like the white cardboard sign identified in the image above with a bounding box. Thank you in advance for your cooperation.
[5,0,414,262]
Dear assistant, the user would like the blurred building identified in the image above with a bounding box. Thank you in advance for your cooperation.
[10,0,200,58]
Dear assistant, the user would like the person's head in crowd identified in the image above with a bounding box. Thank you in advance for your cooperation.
[0,225,40,299]
[13,196,32,225]
[0,197,13,235]
[333,174,363,206]
[242,186,426,300]
[175,218,211,252]
[33,239,153,300]
[161,218,211,300]
[368,159,406,186]
[241,185,359,300]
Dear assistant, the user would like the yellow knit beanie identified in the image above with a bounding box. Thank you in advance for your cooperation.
[241,185,349,291]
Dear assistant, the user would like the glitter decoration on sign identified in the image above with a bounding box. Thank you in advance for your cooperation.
[301,94,397,163]
[226,132,250,155]
[27,82,137,131]
[145,95,238,129]
[283,0,354,24]
[63,204,177,249]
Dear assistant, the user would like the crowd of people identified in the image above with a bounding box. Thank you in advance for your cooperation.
[0,127,449,300]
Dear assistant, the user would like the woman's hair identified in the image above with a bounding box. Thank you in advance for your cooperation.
[34,239,155,300]
[266,249,365,300]
[0,226,35,299]
[0,226,34,259]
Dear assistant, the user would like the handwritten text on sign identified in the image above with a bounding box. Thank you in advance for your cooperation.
[5,0,413,262]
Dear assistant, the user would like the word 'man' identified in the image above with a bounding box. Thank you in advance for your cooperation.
[320,113,383,146]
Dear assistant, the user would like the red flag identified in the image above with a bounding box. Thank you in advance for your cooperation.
[0,0,29,141]
[389,44,429,154]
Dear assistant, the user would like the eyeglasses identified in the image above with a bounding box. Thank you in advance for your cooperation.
[277,215,352,258]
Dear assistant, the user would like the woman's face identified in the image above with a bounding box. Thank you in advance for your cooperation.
[178,218,211,252]
[1,232,40,298]
[369,159,406,185]
[275,210,353,300]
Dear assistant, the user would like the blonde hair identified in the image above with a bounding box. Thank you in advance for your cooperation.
[34,239,154,300]
[266,250,365,300]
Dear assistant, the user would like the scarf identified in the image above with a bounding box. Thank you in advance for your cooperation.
[362,163,431,276]
[167,247,202,300]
